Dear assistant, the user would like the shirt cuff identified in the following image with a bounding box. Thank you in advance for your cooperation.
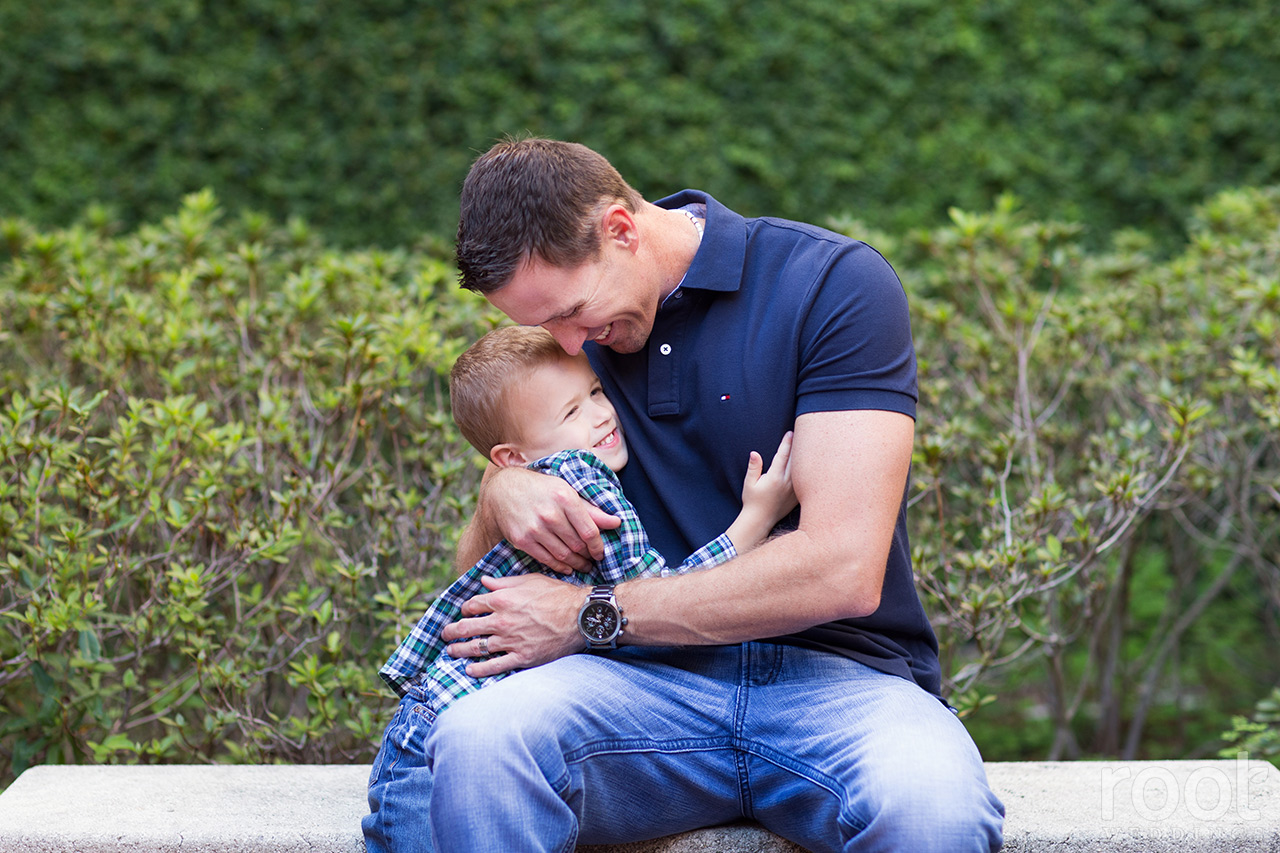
[666,533,738,576]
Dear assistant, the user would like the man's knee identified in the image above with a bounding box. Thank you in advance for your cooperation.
[867,763,1004,852]
[425,681,567,778]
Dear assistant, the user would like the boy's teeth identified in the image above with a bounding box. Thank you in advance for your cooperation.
[594,324,612,342]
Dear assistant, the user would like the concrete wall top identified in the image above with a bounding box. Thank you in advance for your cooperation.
[0,760,1277,852]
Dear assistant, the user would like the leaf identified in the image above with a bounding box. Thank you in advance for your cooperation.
[31,662,57,698]
[78,628,102,662]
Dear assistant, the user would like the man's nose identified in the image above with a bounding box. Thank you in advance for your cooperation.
[544,322,586,356]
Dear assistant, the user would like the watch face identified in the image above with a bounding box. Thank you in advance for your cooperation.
[580,601,620,641]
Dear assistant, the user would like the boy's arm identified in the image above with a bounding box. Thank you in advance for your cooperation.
[540,451,758,581]
[541,451,664,584]
[669,431,797,575]
[723,431,796,554]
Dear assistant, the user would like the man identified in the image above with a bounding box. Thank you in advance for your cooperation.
[363,138,1004,853]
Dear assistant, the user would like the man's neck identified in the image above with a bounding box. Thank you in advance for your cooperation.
[641,201,703,302]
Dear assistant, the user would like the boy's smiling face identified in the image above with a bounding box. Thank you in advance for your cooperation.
[494,353,629,471]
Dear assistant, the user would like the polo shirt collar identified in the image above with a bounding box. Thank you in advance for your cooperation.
[655,190,745,294]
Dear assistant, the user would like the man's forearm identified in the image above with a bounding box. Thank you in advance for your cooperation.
[615,525,885,647]
[454,513,497,574]
[454,465,504,573]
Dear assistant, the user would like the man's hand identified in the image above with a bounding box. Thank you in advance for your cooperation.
[460,464,622,574]
[441,574,586,677]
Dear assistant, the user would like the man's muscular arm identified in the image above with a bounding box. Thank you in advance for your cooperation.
[454,463,622,575]
[444,408,913,675]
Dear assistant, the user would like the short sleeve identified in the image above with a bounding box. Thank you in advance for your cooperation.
[795,242,917,419]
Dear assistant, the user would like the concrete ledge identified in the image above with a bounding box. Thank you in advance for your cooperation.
[990,760,1280,852]
[0,765,367,853]
[1,760,1277,852]
[575,822,807,852]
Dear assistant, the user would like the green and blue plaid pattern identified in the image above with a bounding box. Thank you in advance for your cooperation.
[379,449,736,710]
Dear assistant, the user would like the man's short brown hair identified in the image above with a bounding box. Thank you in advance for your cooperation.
[455,138,644,295]
[449,325,568,459]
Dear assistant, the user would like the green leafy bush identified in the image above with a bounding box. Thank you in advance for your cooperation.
[0,191,500,786]
[2,0,1278,249]
[1221,686,1280,767]
[2,186,1276,788]
[886,186,1280,758]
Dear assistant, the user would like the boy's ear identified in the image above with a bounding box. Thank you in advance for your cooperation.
[490,443,530,469]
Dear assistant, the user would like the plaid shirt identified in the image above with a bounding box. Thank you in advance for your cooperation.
[379,449,736,710]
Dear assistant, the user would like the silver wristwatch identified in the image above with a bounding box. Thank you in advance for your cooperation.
[577,585,626,650]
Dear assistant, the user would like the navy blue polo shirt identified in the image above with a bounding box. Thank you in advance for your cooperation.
[586,190,942,698]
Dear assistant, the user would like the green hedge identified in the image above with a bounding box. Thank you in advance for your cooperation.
[2,0,1278,248]
[0,192,500,784]
[2,187,1278,786]
[879,187,1280,759]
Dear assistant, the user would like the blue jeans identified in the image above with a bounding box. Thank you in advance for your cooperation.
[363,642,1004,853]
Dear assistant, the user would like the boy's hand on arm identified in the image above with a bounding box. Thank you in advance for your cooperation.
[725,430,797,552]
[455,463,622,574]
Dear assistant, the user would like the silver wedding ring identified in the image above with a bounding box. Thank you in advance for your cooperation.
[478,636,489,656]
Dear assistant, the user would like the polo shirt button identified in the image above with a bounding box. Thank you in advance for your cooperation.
[659,343,672,356]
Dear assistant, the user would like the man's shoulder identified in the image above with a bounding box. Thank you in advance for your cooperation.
[748,214,860,248]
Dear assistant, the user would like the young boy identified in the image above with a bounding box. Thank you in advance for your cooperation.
[377,325,796,717]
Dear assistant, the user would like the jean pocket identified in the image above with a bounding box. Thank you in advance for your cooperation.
[370,698,437,789]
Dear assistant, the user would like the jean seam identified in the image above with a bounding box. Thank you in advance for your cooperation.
[383,702,434,780]
[737,739,869,836]
[376,703,411,783]
[551,771,578,853]
[563,736,734,765]
[731,643,752,819]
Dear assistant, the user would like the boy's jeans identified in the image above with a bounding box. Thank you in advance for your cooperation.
[363,642,1004,853]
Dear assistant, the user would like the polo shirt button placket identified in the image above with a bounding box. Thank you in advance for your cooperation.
[647,311,685,417]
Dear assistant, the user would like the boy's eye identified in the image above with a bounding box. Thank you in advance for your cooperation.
[564,405,579,421]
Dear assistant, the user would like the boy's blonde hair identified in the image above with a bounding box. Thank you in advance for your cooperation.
[449,325,568,459]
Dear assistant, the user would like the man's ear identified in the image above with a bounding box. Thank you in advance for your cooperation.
[601,203,639,253]
[490,443,530,468]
